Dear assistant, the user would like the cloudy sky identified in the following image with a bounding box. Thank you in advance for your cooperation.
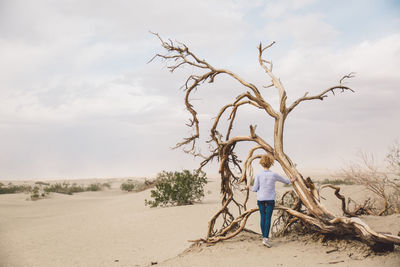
[0,0,399,180]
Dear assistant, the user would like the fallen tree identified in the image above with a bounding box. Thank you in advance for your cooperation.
[151,33,400,250]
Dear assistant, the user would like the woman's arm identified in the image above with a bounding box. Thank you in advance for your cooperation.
[249,175,260,192]
[274,173,291,185]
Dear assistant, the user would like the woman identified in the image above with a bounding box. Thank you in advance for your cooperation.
[247,154,296,247]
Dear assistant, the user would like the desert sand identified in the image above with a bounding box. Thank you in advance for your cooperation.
[0,177,399,267]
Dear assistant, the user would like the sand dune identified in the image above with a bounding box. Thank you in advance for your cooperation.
[160,230,400,267]
[0,178,399,267]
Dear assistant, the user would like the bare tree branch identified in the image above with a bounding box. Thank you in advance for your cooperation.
[287,73,355,114]
[153,33,400,249]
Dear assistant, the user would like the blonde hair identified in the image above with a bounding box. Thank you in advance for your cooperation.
[260,154,274,168]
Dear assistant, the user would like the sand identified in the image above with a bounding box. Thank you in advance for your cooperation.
[0,177,399,267]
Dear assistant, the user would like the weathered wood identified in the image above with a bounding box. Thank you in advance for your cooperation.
[153,33,400,249]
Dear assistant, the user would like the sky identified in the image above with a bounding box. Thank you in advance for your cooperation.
[0,0,399,180]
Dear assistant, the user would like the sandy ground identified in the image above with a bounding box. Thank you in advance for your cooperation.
[0,177,399,267]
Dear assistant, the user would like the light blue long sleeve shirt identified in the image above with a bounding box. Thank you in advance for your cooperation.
[251,170,290,201]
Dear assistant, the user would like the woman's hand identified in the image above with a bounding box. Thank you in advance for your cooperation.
[246,184,251,190]
[290,177,297,183]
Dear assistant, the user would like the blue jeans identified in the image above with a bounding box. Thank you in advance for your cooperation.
[257,200,275,238]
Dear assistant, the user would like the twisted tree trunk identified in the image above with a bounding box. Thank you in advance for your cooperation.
[151,33,400,249]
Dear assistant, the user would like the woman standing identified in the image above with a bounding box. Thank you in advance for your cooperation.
[247,154,296,247]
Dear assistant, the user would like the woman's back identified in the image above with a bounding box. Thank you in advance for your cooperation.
[251,170,290,201]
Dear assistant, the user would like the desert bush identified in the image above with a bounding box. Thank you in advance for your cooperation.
[135,178,156,191]
[120,181,136,192]
[145,170,207,207]
[318,178,354,185]
[120,178,156,192]
[30,185,49,200]
[141,178,156,190]
[44,182,111,195]
[340,144,400,215]
[0,180,110,199]
[387,141,400,176]
[30,186,40,200]
[0,183,32,194]
[35,181,50,186]
[86,183,103,191]
[44,182,85,195]
[385,141,400,212]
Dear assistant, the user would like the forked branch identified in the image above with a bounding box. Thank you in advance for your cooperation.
[287,73,355,114]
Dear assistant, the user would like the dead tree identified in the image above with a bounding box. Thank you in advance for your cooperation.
[151,33,400,248]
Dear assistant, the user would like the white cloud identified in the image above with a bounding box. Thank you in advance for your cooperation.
[0,75,171,124]
[270,33,400,170]
[0,0,399,179]
[258,10,338,48]
[262,0,317,18]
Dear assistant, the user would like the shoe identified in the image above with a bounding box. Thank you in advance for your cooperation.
[262,238,271,248]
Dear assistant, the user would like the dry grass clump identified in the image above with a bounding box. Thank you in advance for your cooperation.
[340,142,400,216]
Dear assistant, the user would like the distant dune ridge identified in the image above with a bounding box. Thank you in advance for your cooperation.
[0,175,399,267]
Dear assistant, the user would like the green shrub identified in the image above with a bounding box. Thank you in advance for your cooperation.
[120,181,136,192]
[0,183,32,194]
[0,181,110,199]
[43,182,108,194]
[30,186,41,200]
[30,184,50,201]
[44,182,85,195]
[145,170,207,207]
[86,183,102,191]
